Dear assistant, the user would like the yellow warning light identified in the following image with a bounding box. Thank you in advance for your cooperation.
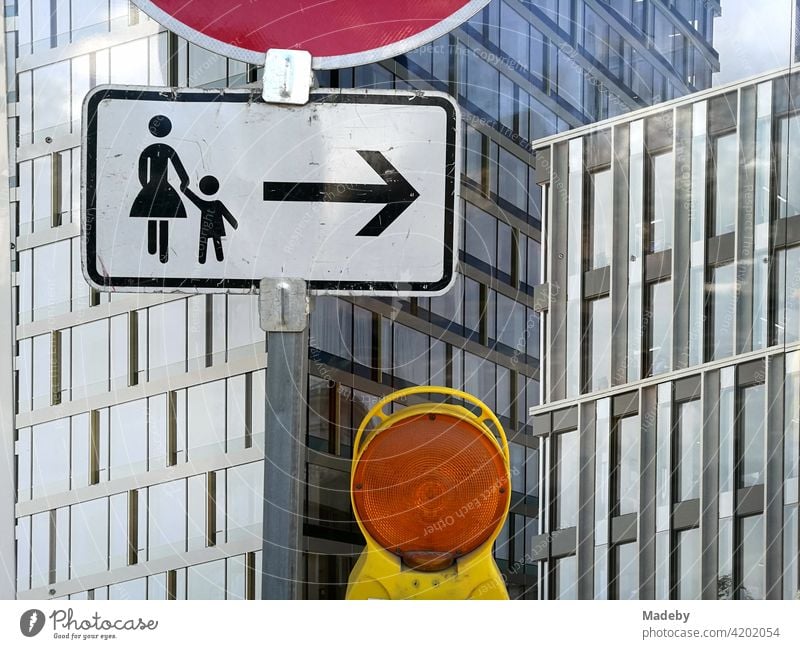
[346,386,511,600]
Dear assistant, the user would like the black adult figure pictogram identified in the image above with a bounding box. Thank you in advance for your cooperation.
[130,115,189,263]
[181,175,238,263]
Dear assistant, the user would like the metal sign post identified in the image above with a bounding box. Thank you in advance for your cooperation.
[258,277,310,599]
[258,52,313,600]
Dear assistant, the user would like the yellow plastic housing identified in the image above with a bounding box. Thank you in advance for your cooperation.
[346,386,511,600]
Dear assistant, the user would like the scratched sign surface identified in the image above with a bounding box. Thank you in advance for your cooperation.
[82,86,459,296]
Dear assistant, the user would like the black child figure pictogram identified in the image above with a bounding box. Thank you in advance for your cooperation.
[181,175,238,263]
[130,115,189,263]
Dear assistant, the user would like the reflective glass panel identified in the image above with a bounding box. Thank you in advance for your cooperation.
[677,527,701,599]
[614,542,638,600]
[554,555,577,600]
[738,383,765,488]
[709,262,736,360]
[616,415,640,515]
[589,168,612,269]
[738,515,764,600]
[555,430,578,528]
[676,399,702,501]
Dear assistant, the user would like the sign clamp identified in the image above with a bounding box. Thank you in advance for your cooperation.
[262,48,314,105]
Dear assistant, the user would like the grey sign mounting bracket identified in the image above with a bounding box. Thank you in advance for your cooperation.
[262,49,314,105]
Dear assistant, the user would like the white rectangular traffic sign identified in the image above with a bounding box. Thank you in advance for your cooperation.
[82,86,459,295]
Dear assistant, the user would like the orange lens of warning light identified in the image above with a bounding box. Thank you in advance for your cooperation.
[352,412,508,571]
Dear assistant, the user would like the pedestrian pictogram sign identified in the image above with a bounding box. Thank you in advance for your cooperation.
[82,86,459,296]
[131,0,492,68]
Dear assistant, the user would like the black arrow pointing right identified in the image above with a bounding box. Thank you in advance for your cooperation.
[262,150,419,236]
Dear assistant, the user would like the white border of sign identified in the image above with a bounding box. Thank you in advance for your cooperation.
[131,0,491,69]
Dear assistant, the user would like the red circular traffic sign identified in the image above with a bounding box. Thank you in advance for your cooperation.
[132,0,491,69]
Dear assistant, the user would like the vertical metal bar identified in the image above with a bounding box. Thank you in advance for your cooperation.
[51,330,62,405]
[549,142,569,402]
[207,471,217,547]
[765,354,785,599]
[259,278,309,600]
[736,87,757,355]
[261,328,309,599]
[577,400,596,599]
[0,9,17,600]
[672,105,693,369]
[610,124,630,386]
[128,490,138,567]
[128,311,138,387]
[701,370,720,599]
[639,385,657,599]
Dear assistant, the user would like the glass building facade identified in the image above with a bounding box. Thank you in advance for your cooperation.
[532,67,800,599]
[1,0,720,600]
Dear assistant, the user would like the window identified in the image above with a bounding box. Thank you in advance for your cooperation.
[774,246,800,345]
[32,240,71,320]
[675,399,702,501]
[109,493,130,570]
[31,419,70,498]
[147,300,186,381]
[307,464,354,531]
[676,527,701,599]
[496,294,525,353]
[71,498,109,580]
[187,380,226,460]
[778,114,800,219]
[647,280,672,376]
[148,480,187,560]
[584,6,610,65]
[711,133,738,235]
[464,352,496,410]
[554,430,579,529]
[308,376,333,453]
[497,148,528,213]
[463,49,499,119]
[554,555,577,599]
[784,505,798,600]
[310,297,352,361]
[109,400,147,480]
[499,2,529,72]
[32,61,71,141]
[464,124,484,187]
[649,151,674,252]
[393,323,428,386]
[187,560,226,600]
[586,296,611,392]
[707,262,736,360]
[614,416,640,515]
[613,542,638,599]
[557,50,582,107]
[589,168,613,269]
[464,204,497,274]
[71,320,109,399]
[738,382,765,488]
[352,305,374,373]
[737,515,765,599]
[71,1,111,42]
[226,295,263,358]
[226,463,262,543]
